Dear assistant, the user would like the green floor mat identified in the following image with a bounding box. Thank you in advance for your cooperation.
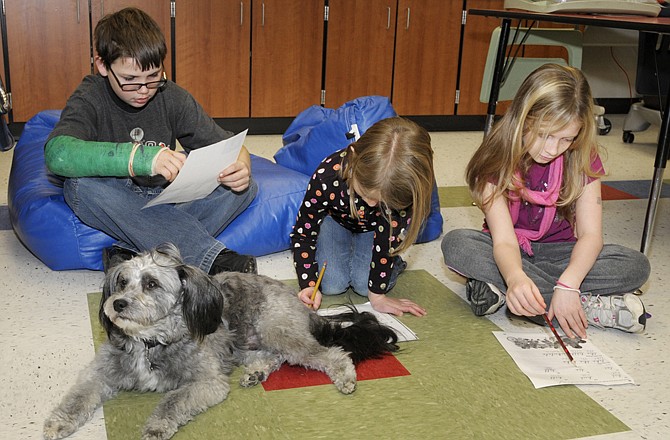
[87,270,628,439]
[438,186,474,208]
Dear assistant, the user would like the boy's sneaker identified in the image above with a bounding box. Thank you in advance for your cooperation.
[209,249,257,275]
[580,293,647,333]
[466,279,505,316]
[387,256,407,291]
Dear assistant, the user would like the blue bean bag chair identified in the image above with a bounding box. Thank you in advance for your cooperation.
[8,110,309,271]
[274,96,443,243]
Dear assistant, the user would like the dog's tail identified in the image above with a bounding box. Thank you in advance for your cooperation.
[310,305,399,363]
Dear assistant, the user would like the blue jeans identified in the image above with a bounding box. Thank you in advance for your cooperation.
[441,229,651,304]
[314,216,405,296]
[64,176,257,272]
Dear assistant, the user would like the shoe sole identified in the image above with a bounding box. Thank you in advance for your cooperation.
[620,294,646,333]
[245,258,258,274]
[210,251,257,275]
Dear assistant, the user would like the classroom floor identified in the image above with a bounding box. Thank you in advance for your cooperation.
[1,115,668,439]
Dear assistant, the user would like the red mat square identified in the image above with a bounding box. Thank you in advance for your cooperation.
[261,354,410,391]
[601,184,637,201]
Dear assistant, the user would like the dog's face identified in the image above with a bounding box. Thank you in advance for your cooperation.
[102,245,184,339]
[100,243,225,342]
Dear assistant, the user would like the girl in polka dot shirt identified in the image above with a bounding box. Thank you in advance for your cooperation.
[291,117,435,317]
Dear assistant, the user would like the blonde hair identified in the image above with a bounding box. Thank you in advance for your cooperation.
[467,64,603,223]
[340,117,434,255]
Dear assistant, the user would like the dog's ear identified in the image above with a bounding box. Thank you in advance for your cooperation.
[178,265,224,341]
[155,243,183,263]
[99,266,120,337]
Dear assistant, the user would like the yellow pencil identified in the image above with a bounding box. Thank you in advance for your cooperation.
[310,261,327,303]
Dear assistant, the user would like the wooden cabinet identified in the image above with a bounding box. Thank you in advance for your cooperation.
[3,0,321,122]
[174,0,250,117]
[4,0,92,122]
[324,0,396,109]
[0,18,7,125]
[3,0,172,123]
[325,0,461,116]
[173,0,322,118]
[3,0,556,125]
[90,1,173,77]
[250,0,323,117]
[392,0,462,115]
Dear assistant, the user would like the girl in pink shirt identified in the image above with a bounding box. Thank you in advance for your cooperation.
[442,64,649,338]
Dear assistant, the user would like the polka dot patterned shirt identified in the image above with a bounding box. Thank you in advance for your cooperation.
[290,148,411,294]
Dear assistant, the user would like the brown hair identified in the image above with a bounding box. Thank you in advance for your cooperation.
[95,7,166,71]
[341,117,434,254]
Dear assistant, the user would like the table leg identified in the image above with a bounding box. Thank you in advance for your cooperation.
[640,84,670,254]
[484,18,512,136]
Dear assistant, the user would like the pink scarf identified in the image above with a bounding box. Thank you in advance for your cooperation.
[507,155,564,256]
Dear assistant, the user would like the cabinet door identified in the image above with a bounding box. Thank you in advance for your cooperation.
[90,1,173,78]
[393,0,461,115]
[175,1,250,117]
[458,0,506,115]
[251,0,323,117]
[5,0,91,122]
[324,0,396,109]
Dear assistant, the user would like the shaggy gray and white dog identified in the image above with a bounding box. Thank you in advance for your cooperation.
[44,243,398,440]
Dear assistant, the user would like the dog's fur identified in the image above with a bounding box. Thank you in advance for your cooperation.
[44,243,398,440]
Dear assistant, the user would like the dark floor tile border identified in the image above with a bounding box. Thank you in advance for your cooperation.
[0,205,10,230]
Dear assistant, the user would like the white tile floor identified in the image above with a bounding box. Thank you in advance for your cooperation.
[1,115,668,439]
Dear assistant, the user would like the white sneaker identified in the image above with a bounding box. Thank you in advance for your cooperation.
[580,293,647,333]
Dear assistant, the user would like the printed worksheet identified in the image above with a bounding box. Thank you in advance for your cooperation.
[319,303,418,342]
[143,130,247,208]
[493,331,635,388]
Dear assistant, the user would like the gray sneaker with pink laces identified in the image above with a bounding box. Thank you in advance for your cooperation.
[580,293,647,333]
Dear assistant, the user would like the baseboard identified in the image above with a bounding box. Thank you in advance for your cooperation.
[7,100,637,139]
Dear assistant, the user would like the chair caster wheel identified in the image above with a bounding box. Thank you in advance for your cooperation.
[623,131,635,144]
[598,118,612,135]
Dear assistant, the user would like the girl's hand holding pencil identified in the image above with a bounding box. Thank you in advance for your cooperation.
[298,287,322,310]
[298,262,327,310]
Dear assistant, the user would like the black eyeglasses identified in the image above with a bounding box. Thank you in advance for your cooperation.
[108,67,167,92]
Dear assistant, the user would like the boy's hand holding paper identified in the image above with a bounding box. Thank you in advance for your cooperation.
[144,129,247,208]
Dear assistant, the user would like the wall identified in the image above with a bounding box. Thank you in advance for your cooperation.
[581,27,639,99]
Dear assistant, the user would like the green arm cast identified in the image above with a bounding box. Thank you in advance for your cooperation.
[44,135,162,177]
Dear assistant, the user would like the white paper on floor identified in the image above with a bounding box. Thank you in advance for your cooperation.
[493,330,635,388]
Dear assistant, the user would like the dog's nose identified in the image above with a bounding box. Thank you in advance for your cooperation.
[113,299,128,312]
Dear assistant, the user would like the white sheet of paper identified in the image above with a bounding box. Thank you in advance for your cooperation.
[318,302,418,342]
[143,130,247,208]
[493,330,635,388]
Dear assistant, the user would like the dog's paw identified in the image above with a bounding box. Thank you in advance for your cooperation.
[239,371,265,388]
[334,378,357,395]
[142,419,178,440]
[43,412,79,440]
[328,359,357,394]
